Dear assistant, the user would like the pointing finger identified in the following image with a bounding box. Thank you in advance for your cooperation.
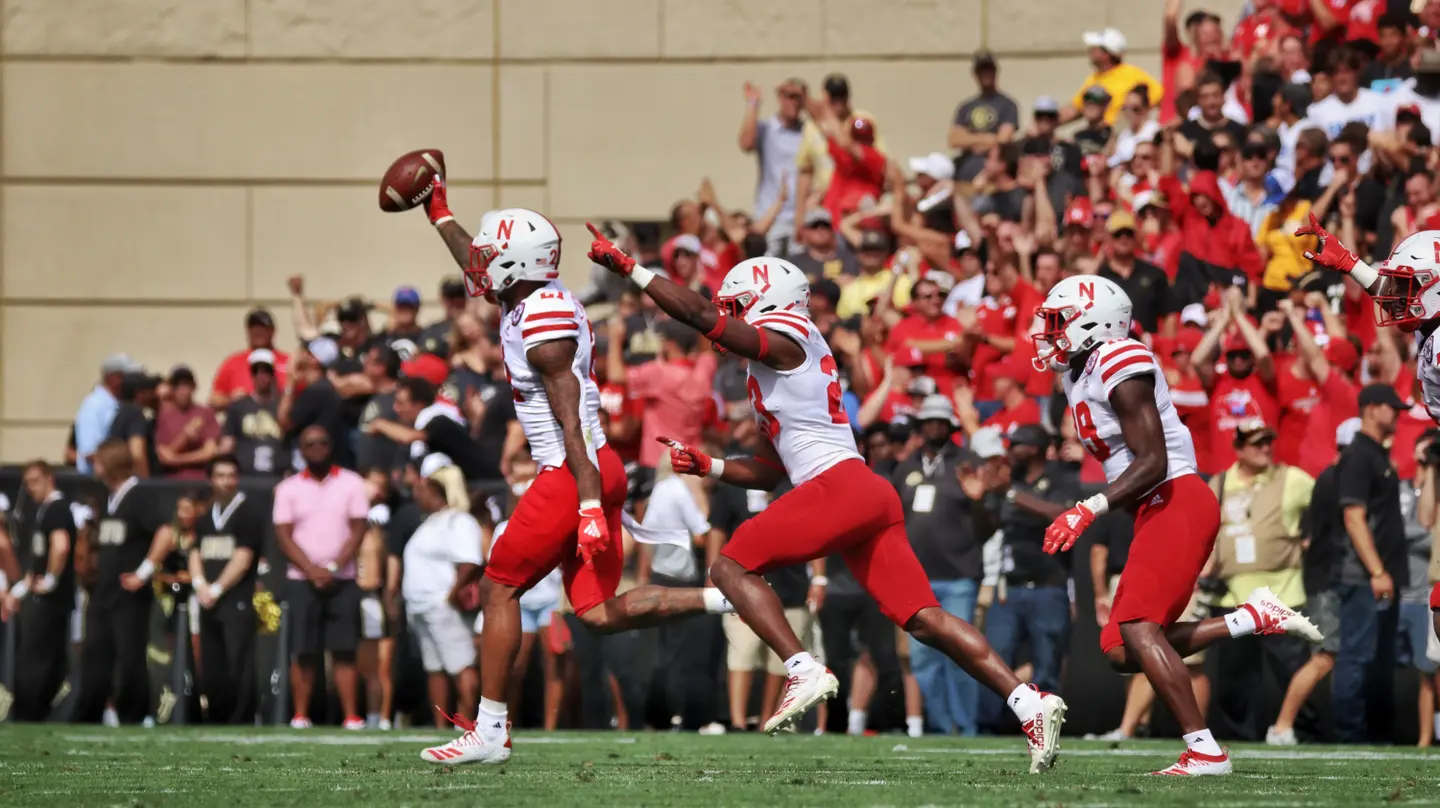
[586,222,604,239]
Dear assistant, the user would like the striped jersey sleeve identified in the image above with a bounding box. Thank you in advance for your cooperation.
[1096,339,1157,399]
[519,294,581,352]
[749,310,812,343]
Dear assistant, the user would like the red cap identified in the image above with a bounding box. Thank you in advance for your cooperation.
[989,356,1029,383]
[1064,197,1094,228]
[895,346,926,367]
[1324,336,1359,373]
[402,353,450,387]
[850,117,876,146]
[1221,330,1250,354]
[1172,326,1204,355]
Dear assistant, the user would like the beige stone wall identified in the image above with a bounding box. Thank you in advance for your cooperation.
[0,0,1247,461]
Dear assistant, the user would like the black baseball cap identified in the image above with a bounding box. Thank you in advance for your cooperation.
[973,50,997,71]
[1359,383,1406,411]
[337,297,368,323]
[1009,424,1053,450]
[857,229,891,253]
[245,308,275,329]
[823,73,850,100]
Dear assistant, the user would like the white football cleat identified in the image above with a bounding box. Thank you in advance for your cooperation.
[1021,691,1067,774]
[1151,748,1232,775]
[1242,586,1324,644]
[763,666,839,734]
[421,713,512,766]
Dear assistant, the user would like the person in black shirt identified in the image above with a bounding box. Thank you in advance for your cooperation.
[1178,72,1247,153]
[282,340,351,470]
[380,286,425,359]
[4,461,78,720]
[75,439,171,724]
[417,277,469,359]
[1098,212,1174,334]
[368,377,488,482]
[187,455,263,724]
[220,349,284,475]
[1332,384,1408,743]
[980,425,1078,731]
[355,344,406,475]
[108,372,160,478]
[1073,85,1113,160]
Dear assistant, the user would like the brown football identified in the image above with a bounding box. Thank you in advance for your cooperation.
[378,149,446,212]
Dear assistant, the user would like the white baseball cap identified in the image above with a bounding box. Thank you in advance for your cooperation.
[1180,303,1208,328]
[907,152,955,181]
[1083,28,1127,56]
[248,348,277,367]
[421,453,455,479]
[969,426,1007,460]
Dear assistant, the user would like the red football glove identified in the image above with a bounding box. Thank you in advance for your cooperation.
[587,222,637,276]
[658,436,711,477]
[1294,212,1358,273]
[577,506,609,566]
[1044,502,1096,555]
[425,173,454,226]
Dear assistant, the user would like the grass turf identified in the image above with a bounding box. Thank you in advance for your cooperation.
[1,726,1437,807]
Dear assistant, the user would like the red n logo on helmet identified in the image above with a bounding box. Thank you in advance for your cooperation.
[752,264,772,293]
[497,219,514,242]
[1078,282,1095,301]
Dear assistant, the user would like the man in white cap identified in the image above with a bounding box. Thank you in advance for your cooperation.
[949,51,1020,184]
[75,354,138,474]
[1060,27,1164,126]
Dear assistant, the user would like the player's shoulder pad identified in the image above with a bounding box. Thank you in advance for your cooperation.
[518,284,579,316]
[748,310,812,342]
[516,285,581,345]
[1095,338,1156,385]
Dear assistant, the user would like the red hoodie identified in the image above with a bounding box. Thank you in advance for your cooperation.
[1159,172,1264,309]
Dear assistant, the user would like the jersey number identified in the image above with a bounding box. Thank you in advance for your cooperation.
[747,377,779,439]
[1072,402,1111,461]
[746,356,847,439]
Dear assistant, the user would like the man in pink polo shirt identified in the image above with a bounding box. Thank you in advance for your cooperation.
[621,320,718,489]
[274,425,370,730]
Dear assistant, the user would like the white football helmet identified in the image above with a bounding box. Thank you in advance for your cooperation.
[1374,229,1440,331]
[1031,275,1133,371]
[714,257,810,322]
[466,208,562,297]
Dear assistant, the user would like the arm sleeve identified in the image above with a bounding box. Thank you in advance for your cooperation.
[626,361,659,400]
[1335,449,1372,509]
[222,404,241,439]
[450,514,484,566]
[272,483,294,525]
[1281,468,1317,537]
[1096,339,1159,399]
[348,477,371,520]
[677,487,712,537]
[998,98,1020,128]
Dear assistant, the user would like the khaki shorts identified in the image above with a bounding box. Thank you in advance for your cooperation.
[725,608,814,676]
[1108,575,1208,665]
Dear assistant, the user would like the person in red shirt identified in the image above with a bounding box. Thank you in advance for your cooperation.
[599,320,644,465]
[1160,326,1214,473]
[977,357,1041,436]
[857,347,932,428]
[1162,1,1227,124]
[1232,0,1297,59]
[964,260,1039,404]
[1157,166,1264,312]
[1195,297,1280,473]
[1278,301,1361,477]
[886,278,964,394]
[210,308,290,410]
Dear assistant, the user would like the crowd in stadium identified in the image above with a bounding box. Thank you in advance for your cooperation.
[4,0,1440,749]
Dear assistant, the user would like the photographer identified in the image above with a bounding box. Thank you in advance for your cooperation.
[979,425,1078,732]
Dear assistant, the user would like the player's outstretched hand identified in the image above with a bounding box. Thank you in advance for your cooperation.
[577,505,609,567]
[587,222,637,276]
[1294,212,1358,272]
[424,173,454,226]
[1043,502,1097,555]
[657,436,712,476]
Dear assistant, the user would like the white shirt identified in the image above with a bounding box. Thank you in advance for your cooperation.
[943,274,986,317]
[401,508,482,611]
[642,476,712,581]
[1307,88,1391,140]
[1383,81,1440,145]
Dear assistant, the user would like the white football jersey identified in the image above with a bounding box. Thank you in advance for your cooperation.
[1416,330,1440,424]
[498,281,606,470]
[745,311,862,485]
[1061,338,1197,486]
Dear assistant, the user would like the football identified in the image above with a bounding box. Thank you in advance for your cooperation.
[378,149,446,212]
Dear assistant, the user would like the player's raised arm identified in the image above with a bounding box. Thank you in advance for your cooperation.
[421,175,478,272]
[1296,213,1383,294]
[658,435,786,491]
[585,224,806,372]
[527,338,609,562]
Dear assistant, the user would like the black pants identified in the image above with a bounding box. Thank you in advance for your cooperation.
[14,593,74,721]
[198,597,257,724]
[1207,604,1310,741]
[820,593,902,732]
[651,612,724,729]
[75,589,154,724]
[567,616,646,729]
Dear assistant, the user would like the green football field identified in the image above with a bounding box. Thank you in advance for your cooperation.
[2,726,1438,807]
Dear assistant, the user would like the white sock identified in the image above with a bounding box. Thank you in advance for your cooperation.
[906,716,924,737]
[1225,606,1258,638]
[847,709,867,734]
[477,698,508,737]
[1183,728,1223,756]
[783,652,818,673]
[1007,684,1043,721]
[703,587,734,614]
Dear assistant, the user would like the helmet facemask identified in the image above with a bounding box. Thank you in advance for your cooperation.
[466,243,499,298]
[1031,305,1081,371]
[1375,264,1439,329]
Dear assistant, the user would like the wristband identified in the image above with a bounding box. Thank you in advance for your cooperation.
[1080,493,1110,516]
[707,458,726,479]
[194,576,211,593]
[579,498,603,512]
[706,314,729,341]
[36,573,56,594]
[431,214,455,227]
[134,559,156,582]
[8,579,29,600]
[630,265,656,289]
[210,583,225,600]
[1350,260,1378,289]
[810,575,829,587]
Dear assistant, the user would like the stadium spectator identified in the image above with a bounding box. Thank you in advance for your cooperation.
[791,209,859,280]
[887,278,963,395]
[219,349,284,475]
[280,339,350,471]
[273,425,369,729]
[1307,47,1389,139]
[107,372,160,479]
[609,318,717,490]
[739,78,806,256]
[209,308,288,410]
[355,344,405,475]
[1161,1,1225,124]
[793,73,882,245]
[949,51,1019,184]
[1099,211,1176,335]
[836,230,912,319]
[379,286,425,358]
[1063,28,1163,125]
[1362,12,1416,89]
[419,277,471,357]
[154,365,220,480]
[74,354,137,474]
[1180,71,1247,148]
[368,374,486,483]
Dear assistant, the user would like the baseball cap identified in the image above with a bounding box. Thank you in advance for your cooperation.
[245,308,275,329]
[101,353,139,377]
[1082,85,1113,106]
[1082,27,1127,56]
[1234,417,1277,447]
[394,285,421,308]
[168,364,197,388]
[850,117,876,146]
[336,298,368,323]
[1033,96,1060,117]
[989,357,1029,384]
[1106,210,1138,234]
[440,276,467,300]
[907,375,939,397]
[121,371,161,398]
[1335,416,1362,448]
[915,394,959,426]
[1324,337,1359,374]
[1358,383,1406,411]
[908,152,955,181]
[306,337,339,368]
[420,452,455,479]
[402,352,450,386]
[805,208,834,228]
[1222,328,1252,354]
[857,229,890,253]
[953,229,975,253]
[1180,303,1208,328]
[670,233,702,255]
[1064,198,1095,228]
[969,427,1007,459]
[896,346,926,368]
[823,73,851,99]
[247,348,277,368]
[1172,326,1204,355]
[1134,190,1169,212]
[1009,424,1053,450]
[972,50,997,71]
